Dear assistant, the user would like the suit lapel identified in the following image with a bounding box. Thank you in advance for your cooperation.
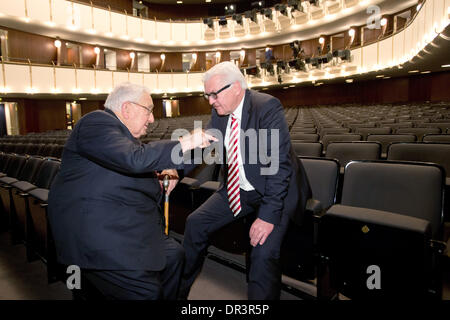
[240,90,253,131]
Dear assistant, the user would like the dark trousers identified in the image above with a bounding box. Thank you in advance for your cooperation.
[179,189,290,300]
[80,237,184,300]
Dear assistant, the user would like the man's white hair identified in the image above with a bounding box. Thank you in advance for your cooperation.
[203,61,248,89]
[104,82,150,112]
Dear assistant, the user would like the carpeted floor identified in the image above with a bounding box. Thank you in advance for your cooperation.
[0,231,300,300]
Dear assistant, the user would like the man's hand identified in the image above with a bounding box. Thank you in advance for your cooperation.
[179,128,217,153]
[249,218,274,247]
[158,169,179,195]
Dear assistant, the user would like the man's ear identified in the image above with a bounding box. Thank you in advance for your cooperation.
[121,102,131,119]
[233,81,242,95]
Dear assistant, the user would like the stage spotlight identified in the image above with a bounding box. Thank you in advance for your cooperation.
[218,16,227,26]
[203,18,214,29]
[251,1,265,8]
[319,52,333,64]
[244,10,258,23]
[232,14,243,26]
[261,62,275,76]
[261,8,273,20]
[288,0,301,12]
[288,58,306,72]
[275,4,288,16]
[333,49,351,61]
[243,65,260,77]
[290,40,302,58]
[225,4,236,15]
[310,57,319,67]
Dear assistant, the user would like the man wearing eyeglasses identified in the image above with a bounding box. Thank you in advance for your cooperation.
[180,62,311,300]
[48,82,216,300]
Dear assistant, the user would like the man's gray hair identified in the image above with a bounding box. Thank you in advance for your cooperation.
[104,82,150,112]
[203,61,248,89]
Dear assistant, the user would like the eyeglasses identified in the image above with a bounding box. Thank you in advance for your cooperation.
[203,83,232,100]
[130,101,153,115]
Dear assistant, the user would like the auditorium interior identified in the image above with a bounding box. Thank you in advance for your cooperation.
[0,0,450,300]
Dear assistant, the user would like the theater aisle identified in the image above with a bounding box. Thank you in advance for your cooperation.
[0,231,299,300]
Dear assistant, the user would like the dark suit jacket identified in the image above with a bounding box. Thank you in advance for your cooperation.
[48,109,183,271]
[208,89,311,226]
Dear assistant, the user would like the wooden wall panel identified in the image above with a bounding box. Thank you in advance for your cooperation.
[161,52,183,72]
[116,49,133,70]
[7,29,56,64]
[76,0,132,13]
[81,100,105,116]
[431,72,450,102]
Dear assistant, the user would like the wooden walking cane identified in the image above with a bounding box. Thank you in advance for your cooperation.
[163,175,170,235]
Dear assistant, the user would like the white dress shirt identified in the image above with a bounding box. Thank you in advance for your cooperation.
[224,95,255,192]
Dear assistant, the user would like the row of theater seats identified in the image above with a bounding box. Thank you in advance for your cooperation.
[0,153,61,283]
[168,156,448,299]
[0,143,64,159]
[293,141,450,178]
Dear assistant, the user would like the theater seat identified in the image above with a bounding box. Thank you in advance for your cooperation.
[281,157,340,285]
[325,141,381,174]
[317,161,446,299]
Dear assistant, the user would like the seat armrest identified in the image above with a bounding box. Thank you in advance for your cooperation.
[198,181,221,191]
[306,198,322,214]
[325,204,431,235]
[180,177,200,188]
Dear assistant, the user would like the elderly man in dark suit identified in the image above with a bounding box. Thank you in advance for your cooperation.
[48,82,215,300]
[180,62,311,300]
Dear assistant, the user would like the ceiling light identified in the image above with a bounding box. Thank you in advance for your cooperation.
[54,38,61,48]
[408,70,420,73]
[346,79,354,83]
[129,52,135,59]
[380,18,387,27]
[348,29,355,37]
[205,0,211,2]
[376,75,384,78]
[319,37,325,44]
[94,47,100,54]
[441,64,450,68]
[79,98,87,100]
[177,1,183,3]
[421,71,431,74]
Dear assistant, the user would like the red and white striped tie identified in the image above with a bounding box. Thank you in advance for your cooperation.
[227,114,241,216]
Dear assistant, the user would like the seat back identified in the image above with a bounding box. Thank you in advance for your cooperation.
[423,134,450,143]
[387,142,450,182]
[33,158,61,189]
[396,127,441,141]
[299,157,339,209]
[367,134,416,156]
[325,141,381,169]
[17,156,45,182]
[341,160,444,238]
[290,133,319,142]
[321,134,362,152]
[5,155,27,178]
[292,142,323,157]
